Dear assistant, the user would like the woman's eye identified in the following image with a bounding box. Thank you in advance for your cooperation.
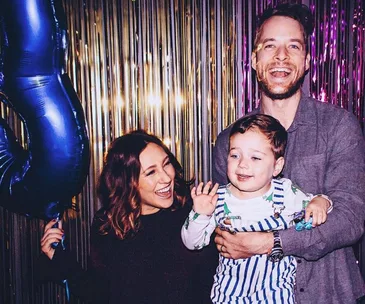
[145,170,155,176]
[252,157,261,161]
[264,44,275,49]
[164,160,172,167]
[230,154,239,159]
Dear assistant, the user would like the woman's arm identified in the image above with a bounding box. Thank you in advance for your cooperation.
[37,219,109,303]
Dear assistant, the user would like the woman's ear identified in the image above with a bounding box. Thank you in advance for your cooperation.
[273,157,285,177]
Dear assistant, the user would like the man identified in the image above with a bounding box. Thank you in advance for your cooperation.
[212,3,365,304]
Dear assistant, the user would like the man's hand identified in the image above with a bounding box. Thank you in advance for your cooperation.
[214,227,274,259]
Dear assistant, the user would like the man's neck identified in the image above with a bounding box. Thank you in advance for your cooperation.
[260,90,302,130]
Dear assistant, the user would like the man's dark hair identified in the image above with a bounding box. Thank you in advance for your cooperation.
[254,3,314,53]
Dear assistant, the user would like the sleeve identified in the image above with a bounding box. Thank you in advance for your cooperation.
[181,209,217,250]
[63,230,110,303]
[35,220,110,303]
[191,237,219,303]
[285,179,314,215]
[280,113,365,261]
[35,246,82,284]
[212,127,231,185]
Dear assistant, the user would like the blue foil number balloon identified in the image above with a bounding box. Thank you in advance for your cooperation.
[0,0,90,220]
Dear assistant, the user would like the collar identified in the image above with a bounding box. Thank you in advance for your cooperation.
[255,92,318,133]
[286,94,318,132]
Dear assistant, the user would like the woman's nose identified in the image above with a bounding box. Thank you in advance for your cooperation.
[159,169,172,183]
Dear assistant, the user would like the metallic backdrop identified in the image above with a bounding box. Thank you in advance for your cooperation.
[0,0,364,303]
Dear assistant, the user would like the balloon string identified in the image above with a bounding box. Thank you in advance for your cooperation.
[52,216,70,302]
[60,236,70,302]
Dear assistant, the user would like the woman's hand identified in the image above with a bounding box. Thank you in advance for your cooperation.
[40,219,64,260]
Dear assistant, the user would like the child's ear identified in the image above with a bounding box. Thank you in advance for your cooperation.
[273,157,285,177]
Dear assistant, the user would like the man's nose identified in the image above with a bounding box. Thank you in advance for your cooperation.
[274,46,289,61]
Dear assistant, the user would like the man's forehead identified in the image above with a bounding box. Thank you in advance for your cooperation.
[259,16,304,39]
[261,16,304,37]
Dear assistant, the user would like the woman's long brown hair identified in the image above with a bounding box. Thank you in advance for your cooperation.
[96,130,192,239]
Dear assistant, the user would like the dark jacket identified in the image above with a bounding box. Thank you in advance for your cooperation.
[213,96,365,304]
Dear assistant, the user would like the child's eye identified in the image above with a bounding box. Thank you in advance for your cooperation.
[252,157,261,161]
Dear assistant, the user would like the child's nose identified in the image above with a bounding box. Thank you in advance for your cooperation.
[238,158,249,169]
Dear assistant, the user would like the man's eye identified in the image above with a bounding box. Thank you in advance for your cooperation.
[289,44,300,50]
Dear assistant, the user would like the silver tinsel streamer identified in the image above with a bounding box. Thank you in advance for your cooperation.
[0,0,364,302]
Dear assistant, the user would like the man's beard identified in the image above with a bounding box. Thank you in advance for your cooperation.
[257,73,306,100]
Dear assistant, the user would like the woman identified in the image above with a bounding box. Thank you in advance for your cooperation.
[39,130,216,303]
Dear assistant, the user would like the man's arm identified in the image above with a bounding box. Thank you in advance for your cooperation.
[214,228,273,259]
[280,112,365,260]
[214,112,365,261]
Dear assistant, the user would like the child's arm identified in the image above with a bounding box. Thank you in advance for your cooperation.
[181,182,219,250]
[305,194,333,227]
[289,180,332,230]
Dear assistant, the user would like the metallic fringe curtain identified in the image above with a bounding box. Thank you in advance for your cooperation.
[0,0,364,303]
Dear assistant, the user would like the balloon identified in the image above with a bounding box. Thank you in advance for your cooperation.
[0,0,90,220]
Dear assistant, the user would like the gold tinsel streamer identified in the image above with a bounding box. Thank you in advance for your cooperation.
[63,0,259,187]
[0,0,364,302]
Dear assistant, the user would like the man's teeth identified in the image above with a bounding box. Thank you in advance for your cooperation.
[271,68,290,72]
[156,186,170,193]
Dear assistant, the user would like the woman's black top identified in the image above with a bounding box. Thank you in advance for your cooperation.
[37,202,217,303]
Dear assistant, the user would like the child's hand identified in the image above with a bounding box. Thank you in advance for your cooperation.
[191,181,219,216]
[305,196,330,227]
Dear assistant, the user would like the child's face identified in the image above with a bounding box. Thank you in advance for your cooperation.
[227,129,284,199]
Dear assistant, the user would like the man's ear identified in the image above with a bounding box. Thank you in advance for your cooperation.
[305,53,310,71]
[252,51,257,71]
[273,157,285,177]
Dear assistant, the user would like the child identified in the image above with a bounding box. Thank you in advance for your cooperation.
[181,114,332,303]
